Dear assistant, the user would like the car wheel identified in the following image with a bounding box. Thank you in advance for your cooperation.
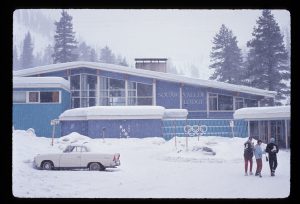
[89,162,104,171]
[42,161,53,170]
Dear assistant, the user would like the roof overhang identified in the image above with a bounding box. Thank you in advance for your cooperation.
[13,61,276,98]
[233,106,290,121]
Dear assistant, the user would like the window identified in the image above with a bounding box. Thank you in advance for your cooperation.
[29,92,39,103]
[244,99,258,107]
[218,94,233,110]
[13,91,26,103]
[127,81,153,105]
[137,83,152,105]
[209,93,218,110]
[40,92,59,103]
[99,77,126,106]
[209,93,233,111]
[235,97,244,110]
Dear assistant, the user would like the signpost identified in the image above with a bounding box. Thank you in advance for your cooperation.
[230,120,235,137]
[50,119,60,146]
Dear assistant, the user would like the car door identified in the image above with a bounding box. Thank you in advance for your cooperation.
[59,146,81,168]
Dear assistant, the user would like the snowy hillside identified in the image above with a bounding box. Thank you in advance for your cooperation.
[13,10,57,55]
[12,129,290,198]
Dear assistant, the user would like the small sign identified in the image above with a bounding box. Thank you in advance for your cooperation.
[229,120,234,127]
[51,119,60,125]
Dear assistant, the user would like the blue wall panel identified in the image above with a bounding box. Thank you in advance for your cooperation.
[127,75,153,84]
[13,88,70,137]
[99,70,126,80]
[208,112,234,119]
[61,120,88,136]
[156,80,180,108]
[61,119,162,138]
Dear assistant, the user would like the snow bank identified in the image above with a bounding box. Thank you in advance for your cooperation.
[13,129,290,198]
[163,109,188,119]
[59,106,166,120]
[13,76,70,91]
[234,105,290,120]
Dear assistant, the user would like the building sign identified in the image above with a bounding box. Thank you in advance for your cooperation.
[182,86,206,110]
[183,92,205,105]
[157,91,178,98]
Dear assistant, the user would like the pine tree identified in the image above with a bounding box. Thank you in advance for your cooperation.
[13,46,20,70]
[89,48,97,62]
[209,24,244,84]
[43,45,54,65]
[77,42,92,61]
[99,46,116,64]
[53,10,78,63]
[245,10,289,104]
[20,31,34,69]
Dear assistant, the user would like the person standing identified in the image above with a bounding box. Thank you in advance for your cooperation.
[265,137,279,176]
[254,139,265,177]
[244,137,254,176]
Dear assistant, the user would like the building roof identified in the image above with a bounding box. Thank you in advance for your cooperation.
[59,106,166,120]
[233,105,290,120]
[13,61,276,97]
[13,77,70,91]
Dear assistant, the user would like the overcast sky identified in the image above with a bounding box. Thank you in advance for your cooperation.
[37,9,291,79]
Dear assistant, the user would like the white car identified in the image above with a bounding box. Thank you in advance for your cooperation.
[33,145,120,171]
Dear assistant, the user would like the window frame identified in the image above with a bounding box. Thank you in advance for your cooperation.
[13,91,27,104]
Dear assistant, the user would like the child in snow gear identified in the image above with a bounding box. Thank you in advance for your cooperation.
[254,139,265,177]
[265,138,279,176]
[244,137,254,176]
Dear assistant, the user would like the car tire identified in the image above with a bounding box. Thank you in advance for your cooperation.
[89,162,104,171]
[42,161,53,170]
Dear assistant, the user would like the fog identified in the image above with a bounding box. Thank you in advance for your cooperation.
[14,9,290,79]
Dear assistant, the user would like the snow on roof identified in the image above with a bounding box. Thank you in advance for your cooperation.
[233,105,290,120]
[59,106,166,120]
[163,109,188,119]
[13,77,70,91]
[13,61,276,97]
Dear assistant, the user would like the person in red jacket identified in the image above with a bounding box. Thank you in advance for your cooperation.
[265,138,279,176]
[244,137,254,176]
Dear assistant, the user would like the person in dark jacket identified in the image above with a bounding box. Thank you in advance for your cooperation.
[265,137,279,176]
[244,137,254,176]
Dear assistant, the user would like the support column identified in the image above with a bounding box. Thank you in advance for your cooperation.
[125,79,128,106]
[206,92,209,118]
[153,79,156,106]
[247,120,250,138]
[179,84,182,109]
[97,75,100,106]
[285,119,288,149]
[267,120,271,142]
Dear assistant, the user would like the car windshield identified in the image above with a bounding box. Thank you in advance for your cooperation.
[63,145,75,153]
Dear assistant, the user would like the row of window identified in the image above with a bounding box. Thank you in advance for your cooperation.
[70,75,153,108]
[208,93,257,111]
[13,91,60,103]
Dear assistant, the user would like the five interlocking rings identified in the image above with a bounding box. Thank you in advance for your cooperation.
[184,125,208,136]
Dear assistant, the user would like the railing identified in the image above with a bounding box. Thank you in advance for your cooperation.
[162,119,248,140]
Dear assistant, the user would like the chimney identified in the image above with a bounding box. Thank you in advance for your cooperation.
[135,58,168,73]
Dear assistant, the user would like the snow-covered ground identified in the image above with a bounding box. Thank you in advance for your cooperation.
[12,129,290,198]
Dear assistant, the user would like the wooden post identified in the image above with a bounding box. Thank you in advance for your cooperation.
[51,124,55,146]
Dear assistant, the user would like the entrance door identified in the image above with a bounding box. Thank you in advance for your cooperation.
[270,120,285,148]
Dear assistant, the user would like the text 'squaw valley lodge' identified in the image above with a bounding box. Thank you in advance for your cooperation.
[13,59,290,148]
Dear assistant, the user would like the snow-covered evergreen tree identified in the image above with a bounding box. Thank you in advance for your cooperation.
[245,10,289,104]
[77,42,92,61]
[190,64,200,78]
[13,46,20,70]
[209,24,244,84]
[20,31,34,69]
[99,46,116,64]
[53,10,78,63]
[89,48,97,62]
[43,45,54,65]
[166,58,178,74]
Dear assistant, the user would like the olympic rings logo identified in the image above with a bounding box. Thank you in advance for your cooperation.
[184,125,207,136]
